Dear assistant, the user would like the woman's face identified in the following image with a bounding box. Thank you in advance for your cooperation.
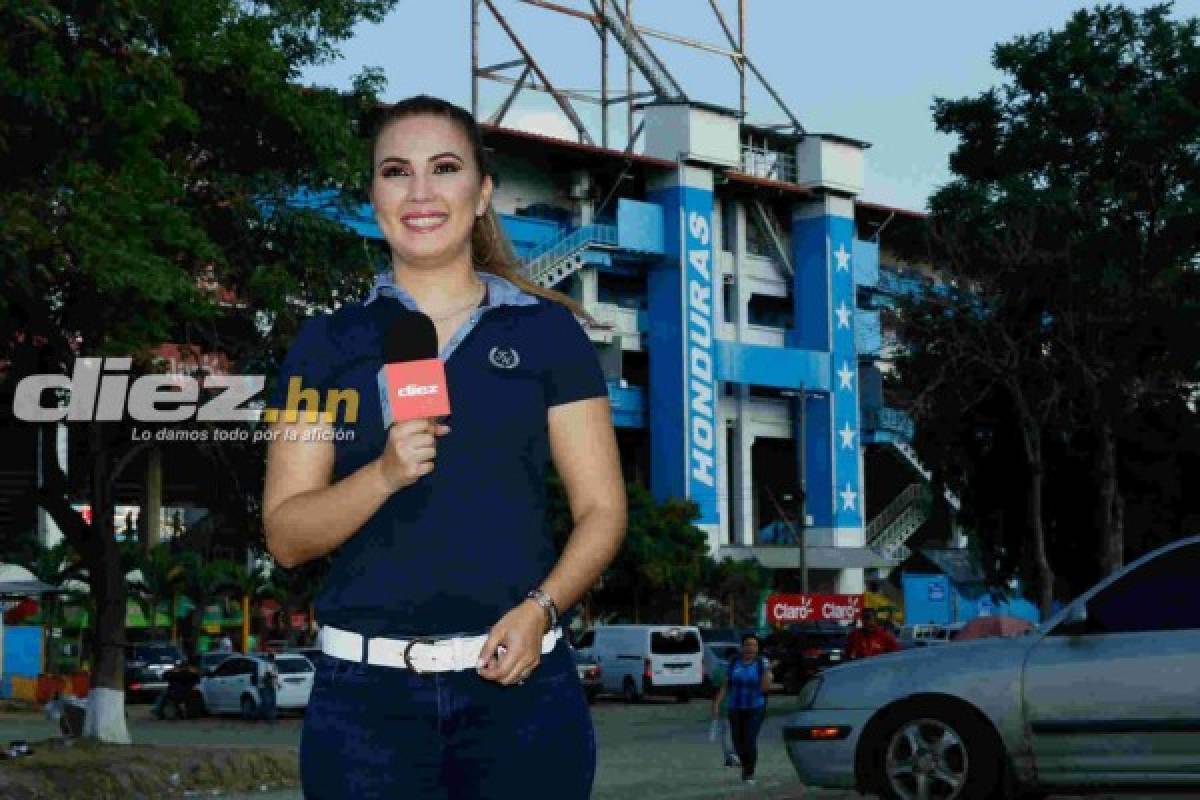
[741,637,759,660]
[370,114,493,269]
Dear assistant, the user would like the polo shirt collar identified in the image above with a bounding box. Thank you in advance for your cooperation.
[364,270,539,310]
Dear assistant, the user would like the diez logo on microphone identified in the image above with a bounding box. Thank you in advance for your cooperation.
[395,384,440,397]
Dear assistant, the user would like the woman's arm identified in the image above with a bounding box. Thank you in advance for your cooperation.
[263,418,448,567]
[712,680,727,719]
[477,395,626,685]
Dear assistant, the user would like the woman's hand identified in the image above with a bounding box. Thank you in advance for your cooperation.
[476,600,547,686]
[375,419,450,493]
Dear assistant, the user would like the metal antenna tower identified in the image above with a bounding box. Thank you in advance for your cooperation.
[470,0,804,150]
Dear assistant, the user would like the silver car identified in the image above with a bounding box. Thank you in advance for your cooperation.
[785,535,1200,799]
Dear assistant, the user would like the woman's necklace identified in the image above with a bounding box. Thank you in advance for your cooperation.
[425,281,486,322]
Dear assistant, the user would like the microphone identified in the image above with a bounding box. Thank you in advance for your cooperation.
[377,311,451,429]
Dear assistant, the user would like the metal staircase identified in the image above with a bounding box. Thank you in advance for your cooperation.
[523,224,618,288]
[589,0,687,103]
[865,483,929,562]
[749,199,793,277]
[891,441,961,512]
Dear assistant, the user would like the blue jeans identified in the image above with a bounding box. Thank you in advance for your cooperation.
[728,706,766,779]
[300,640,595,799]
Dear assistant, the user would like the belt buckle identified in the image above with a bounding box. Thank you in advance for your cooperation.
[403,637,438,674]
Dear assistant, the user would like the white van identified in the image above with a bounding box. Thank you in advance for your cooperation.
[575,625,704,703]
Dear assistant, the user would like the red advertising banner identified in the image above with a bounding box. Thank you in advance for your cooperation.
[766,593,864,625]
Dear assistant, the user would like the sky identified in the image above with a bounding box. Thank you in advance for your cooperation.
[301,0,1198,211]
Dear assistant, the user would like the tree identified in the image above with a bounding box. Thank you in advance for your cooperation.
[176,552,244,655]
[224,561,271,653]
[701,557,770,629]
[1,0,396,741]
[126,543,184,643]
[546,473,710,624]
[897,3,1200,614]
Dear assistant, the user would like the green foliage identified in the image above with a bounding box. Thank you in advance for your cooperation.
[546,472,712,623]
[700,557,771,629]
[896,3,1200,600]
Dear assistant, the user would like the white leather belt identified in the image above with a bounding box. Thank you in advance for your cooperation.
[319,624,562,673]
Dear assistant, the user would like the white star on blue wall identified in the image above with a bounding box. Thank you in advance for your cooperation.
[840,483,858,511]
[839,422,856,449]
[834,243,851,272]
[837,362,855,390]
[835,301,852,329]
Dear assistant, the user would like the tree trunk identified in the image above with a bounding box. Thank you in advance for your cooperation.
[82,425,131,744]
[1018,419,1055,620]
[1095,420,1124,576]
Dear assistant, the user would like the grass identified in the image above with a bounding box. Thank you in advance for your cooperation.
[0,737,299,800]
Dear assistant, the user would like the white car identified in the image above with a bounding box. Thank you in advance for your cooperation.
[575,625,705,702]
[197,653,315,718]
[785,535,1200,799]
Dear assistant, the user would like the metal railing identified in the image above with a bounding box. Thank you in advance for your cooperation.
[866,483,925,543]
[523,224,618,287]
[862,407,915,441]
[740,144,797,184]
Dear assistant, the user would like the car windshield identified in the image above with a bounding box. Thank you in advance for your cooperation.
[275,658,313,674]
[133,645,181,663]
[651,631,701,654]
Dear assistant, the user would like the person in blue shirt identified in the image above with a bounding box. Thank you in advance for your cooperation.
[262,95,627,799]
[711,633,772,785]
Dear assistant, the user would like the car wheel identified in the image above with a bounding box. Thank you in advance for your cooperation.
[622,677,640,704]
[240,694,258,721]
[585,688,599,705]
[675,691,690,703]
[871,706,1001,800]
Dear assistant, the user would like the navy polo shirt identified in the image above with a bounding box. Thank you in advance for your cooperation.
[269,272,607,637]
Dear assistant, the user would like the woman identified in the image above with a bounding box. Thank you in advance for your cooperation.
[263,95,626,798]
[711,633,771,785]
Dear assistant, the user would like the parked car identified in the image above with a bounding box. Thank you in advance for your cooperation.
[700,642,741,696]
[784,535,1200,798]
[196,653,315,718]
[124,641,184,701]
[571,648,602,703]
[764,624,850,693]
[896,622,963,649]
[196,650,234,676]
[286,647,325,668]
[575,625,704,703]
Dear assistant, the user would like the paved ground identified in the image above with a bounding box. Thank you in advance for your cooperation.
[0,697,1181,799]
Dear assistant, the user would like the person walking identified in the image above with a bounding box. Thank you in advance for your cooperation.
[263,95,626,798]
[711,634,771,785]
[259,653,279,724]
[846,609,900,660]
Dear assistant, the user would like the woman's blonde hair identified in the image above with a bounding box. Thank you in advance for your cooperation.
[371,95,591,321]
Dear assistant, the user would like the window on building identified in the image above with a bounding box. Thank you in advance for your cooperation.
[724,425,737,546]
[722,281,736,326]
[596,270,646,310]
[747,293,794,329]
[621,349,648,388]
[721,198,737,253]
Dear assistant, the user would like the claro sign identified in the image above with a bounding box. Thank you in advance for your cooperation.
[766,593,863,625]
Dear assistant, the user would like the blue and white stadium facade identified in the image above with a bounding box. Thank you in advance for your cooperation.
[325,102,936,595]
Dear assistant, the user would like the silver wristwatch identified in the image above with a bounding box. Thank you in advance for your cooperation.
[525,588,559,633]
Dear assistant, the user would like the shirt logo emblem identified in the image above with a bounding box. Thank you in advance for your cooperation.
[489,346,520,370]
